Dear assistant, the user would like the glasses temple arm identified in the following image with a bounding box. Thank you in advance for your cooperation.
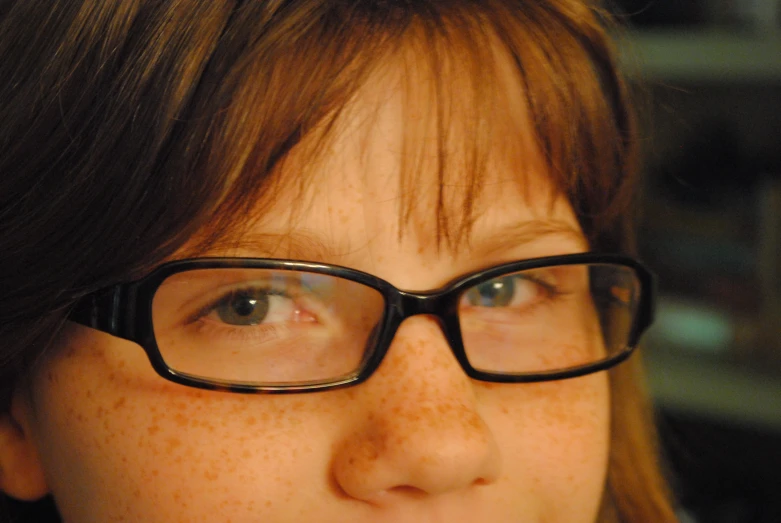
[69,286,126,336]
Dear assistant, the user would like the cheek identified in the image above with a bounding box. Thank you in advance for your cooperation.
[27,326,340,522]
[477,374,610,519]
[26,324,612,522]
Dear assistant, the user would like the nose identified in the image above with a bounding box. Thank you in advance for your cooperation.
[330,316,502,505]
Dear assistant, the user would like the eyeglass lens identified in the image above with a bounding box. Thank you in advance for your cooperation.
[459,264,638,374]
[150,264,640,385]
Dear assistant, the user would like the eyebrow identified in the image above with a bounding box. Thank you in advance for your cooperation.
[179,219,587,263]
[466,220,588,258]
[178,231,340,262]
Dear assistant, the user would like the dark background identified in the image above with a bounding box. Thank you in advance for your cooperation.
[614,1,781,521]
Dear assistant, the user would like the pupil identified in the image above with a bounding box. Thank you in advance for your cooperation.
[232,294,257,316]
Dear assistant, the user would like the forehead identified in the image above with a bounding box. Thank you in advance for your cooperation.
[237,33,566,247]
[329,33,543,183]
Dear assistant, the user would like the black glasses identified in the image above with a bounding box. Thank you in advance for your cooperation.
[69,253,655,393]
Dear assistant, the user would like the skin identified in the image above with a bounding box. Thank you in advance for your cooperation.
[0,49,611,523]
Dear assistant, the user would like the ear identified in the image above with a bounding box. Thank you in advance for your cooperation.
[0,392,49,501]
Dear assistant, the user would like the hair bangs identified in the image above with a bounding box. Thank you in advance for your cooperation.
[179,0,636,259]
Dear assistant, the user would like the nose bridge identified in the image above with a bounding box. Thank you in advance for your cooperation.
[331,308,502,502]
[386,313,465,393]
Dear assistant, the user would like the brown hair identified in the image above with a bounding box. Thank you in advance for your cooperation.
[0,1,675,521]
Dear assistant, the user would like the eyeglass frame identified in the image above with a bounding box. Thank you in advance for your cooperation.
[68,252,656,394]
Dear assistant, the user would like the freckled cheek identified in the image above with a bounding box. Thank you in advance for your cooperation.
[476,375,610,511]
[30,332,341,520]
[477,371,610,432]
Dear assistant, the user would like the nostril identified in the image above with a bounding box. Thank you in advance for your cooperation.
[387,485,427,499]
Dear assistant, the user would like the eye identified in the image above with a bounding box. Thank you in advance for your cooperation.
[213,289,270,325]
[464,276,520,307]
[461,271,558,310]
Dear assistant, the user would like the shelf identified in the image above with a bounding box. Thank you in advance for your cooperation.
[621,29,781,83]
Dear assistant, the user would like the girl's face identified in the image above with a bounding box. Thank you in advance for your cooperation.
[4,58,611,523]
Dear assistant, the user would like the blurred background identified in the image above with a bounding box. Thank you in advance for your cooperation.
[614,1,781,521]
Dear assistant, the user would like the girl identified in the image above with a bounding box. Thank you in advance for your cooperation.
[0,1,675,521]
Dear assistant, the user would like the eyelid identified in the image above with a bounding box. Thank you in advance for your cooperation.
[518,270,560,293]
[505,273,560,301]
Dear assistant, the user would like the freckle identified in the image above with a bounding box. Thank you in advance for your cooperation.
[204,470,219,481]
[166,437,182,451]
[246,416,257,426]
[148,424,160,436]
[113,397,126,410]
